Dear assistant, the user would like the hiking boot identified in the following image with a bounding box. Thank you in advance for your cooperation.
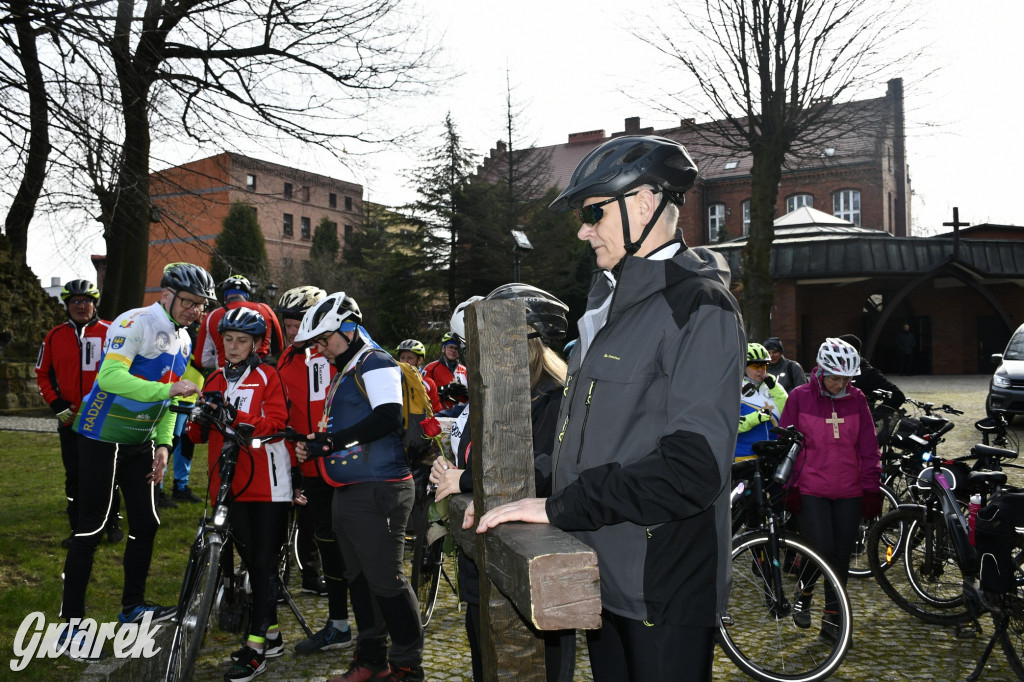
[792,590,813,629]
[231,635,284,662]
[328,655,390,681]
[118,602,177,625]
[382,663,426,681]
[224,646,266,682]
[172,485,203,504]
[295,622,352,655]
[157,490,178,509]
[106,521,125,543]
[301,574,329,596]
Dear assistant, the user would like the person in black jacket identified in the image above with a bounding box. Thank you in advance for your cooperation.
[838,334,905,411]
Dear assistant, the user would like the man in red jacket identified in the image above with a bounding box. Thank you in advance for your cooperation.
[194,275,284,369]
[35,280,123,548]
[422,332,469,411]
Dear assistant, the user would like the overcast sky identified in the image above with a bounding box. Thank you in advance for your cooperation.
[27,0,1024,285]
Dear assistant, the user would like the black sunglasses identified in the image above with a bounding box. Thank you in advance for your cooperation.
[577,188,661,225]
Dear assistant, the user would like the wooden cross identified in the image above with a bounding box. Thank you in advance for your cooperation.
[446,299,601,681]
[825,410,844,439]
[943,207,970,260]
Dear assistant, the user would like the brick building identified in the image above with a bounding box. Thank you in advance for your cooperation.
[143,152,363,303]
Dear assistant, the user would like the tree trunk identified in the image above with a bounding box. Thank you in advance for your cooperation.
[4,0,51,269]
[740,151,784,342]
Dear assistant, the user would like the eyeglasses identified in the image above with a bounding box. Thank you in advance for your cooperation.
[313,332,336,347]
[67,299,95,306]
[577,191,640,226]
[175,294,208,312]
[748,362,768,369]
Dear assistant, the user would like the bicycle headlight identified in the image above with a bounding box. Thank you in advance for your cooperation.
[213,504,229,529]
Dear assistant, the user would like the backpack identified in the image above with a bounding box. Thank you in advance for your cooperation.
[353,349,435,465]
[975,491,1024,593]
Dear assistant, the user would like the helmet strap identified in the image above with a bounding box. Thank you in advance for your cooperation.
[623,190,670,257]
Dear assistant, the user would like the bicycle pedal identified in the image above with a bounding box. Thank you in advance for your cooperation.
[955,620,982,639]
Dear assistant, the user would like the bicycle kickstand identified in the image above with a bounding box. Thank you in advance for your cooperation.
[965,628,1000,682]
[279,584,315,638]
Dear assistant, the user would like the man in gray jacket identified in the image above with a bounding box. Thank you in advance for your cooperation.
[473,136,744,681]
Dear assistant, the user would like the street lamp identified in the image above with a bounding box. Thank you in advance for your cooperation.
[510,229,533,282]
[265,282,278,304]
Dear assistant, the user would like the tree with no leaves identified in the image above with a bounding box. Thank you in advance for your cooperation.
[644,0,922,340]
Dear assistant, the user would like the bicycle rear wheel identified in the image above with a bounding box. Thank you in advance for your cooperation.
[719,532,852,682]
[867,506,972,624]
[165,536,222,682]
[849,484,899,578]
[411,529,445,626]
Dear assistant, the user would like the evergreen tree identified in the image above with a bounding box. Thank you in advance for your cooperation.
[210,201,269,285]
[305,216,342,290]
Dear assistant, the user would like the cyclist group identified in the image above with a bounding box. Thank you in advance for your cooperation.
[37,134,900,682]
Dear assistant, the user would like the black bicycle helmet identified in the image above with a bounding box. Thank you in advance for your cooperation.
[220,275,253,297]
[276,285,327,319]
[484,283,569,342]
[161,262,217,301]
[218,307,267,336]
[60,279,100,303]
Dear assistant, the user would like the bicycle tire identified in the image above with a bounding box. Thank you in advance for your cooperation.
[165,537,222,682]
[411,531,444,626]
[849,484,900,578]
[718,532,852,682]
[867,506,973,625]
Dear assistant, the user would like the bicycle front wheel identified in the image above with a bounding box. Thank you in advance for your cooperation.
[411,529,445,627]
[867,506,972,624]
[165,536,222,682]
[849,484,900,578]
[719,532,852,682]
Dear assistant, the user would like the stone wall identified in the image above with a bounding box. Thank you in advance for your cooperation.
[0,361,46,412]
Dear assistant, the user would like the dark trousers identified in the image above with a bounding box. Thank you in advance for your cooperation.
[61,437,160,619]
[585,609,715,682]
[332,480,421,667]
[58,423,120,532]
[304,475,348,619]
[231,501,289,638]
[798,495,861,613]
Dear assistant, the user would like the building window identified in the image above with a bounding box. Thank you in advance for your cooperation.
[833,189,861,226]
[344,224,353,242]
[345,196,353,211]
[284,182,292,199]
[283,213,293,237]
[724,160,739,170]
[707,203,725,243]
[300,216,311,240]
[329,193,337,208]
[741,200,751,237]
[785,194,813,213]
[246,174,256,191]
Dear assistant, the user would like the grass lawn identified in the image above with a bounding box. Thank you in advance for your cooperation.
[0,430,213,680]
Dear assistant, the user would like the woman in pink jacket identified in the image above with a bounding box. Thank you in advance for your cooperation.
[778,337,881,641]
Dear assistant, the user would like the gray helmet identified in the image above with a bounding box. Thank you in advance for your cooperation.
[161,262,217,301]
[549,135,698,212]
[484,283,569,342]
[220,275,253,297]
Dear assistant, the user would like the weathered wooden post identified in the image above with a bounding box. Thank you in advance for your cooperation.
[447,298,601,681]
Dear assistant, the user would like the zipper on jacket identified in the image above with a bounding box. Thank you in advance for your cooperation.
[576,380,597,464]
[269,450,279,487]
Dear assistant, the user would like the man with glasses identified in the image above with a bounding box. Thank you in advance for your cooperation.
[36,280,123,548]
[57,262,216,658]
[472,136,744,681]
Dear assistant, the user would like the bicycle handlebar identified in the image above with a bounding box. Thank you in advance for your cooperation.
[904,396,963,416]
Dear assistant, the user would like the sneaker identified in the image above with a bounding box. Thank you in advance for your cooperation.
[382,664,426,681]
[295,623,352,655]
[54,624,104,661]
[173,485,203,503]
[792,591,812,629]
[118,602,177,625]
[106,522,125,543]
[231,635,284,662]
[301,575,329,596]
[328,655,389,682]
[61,534,74,550]
[157,490,178,509]
[224,646,266,682]
[820,610,841,643]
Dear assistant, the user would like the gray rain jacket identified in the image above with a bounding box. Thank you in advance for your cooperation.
[545,242,744,626]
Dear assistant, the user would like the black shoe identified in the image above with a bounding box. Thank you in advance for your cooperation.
[172,485,203,504]
[793,590,813,629]
[224,646,266,681]
[295,622,352,655]
[61,534,74,550]
[106,523,124,543]
[230,635,283,662]
[301,575,329,596]
[157,490,178,509]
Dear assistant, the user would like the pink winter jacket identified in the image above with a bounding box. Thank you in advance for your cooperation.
[778,368,881,499]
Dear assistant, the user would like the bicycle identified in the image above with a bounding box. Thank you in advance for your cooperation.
[720,426,853,682]
[163,397,312,682]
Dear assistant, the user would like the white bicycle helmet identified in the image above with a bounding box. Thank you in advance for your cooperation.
[816,337,861,376]
[449,295,484,343]
[294,292,361,344]
[276,285,327,319]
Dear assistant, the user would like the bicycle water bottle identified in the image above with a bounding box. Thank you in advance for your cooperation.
[968,493,982,546]
[772,439,801,485]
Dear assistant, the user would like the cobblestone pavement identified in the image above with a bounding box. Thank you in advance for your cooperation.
[11,375,1024,679]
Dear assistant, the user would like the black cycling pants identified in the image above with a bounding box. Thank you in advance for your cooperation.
[61,437,160,619]
[231,500,289,639]
[304,474,348,620]
[585,609,715,682]
[798,495,861,608]
[58,423,120,532]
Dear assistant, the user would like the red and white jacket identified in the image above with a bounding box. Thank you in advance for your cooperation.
[194,301,285,370]
[35,318,111,415]
[277,344,335,478]
[423,358,468,410]
[189,362,293,503]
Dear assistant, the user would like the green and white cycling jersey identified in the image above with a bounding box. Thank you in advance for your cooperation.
[73,302,190,445]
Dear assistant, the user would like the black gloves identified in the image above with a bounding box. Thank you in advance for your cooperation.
[763,374,776,390]
[439,382,468,402]
[307,432,335,459]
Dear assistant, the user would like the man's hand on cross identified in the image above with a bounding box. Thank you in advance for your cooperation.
[473,498,550,532]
